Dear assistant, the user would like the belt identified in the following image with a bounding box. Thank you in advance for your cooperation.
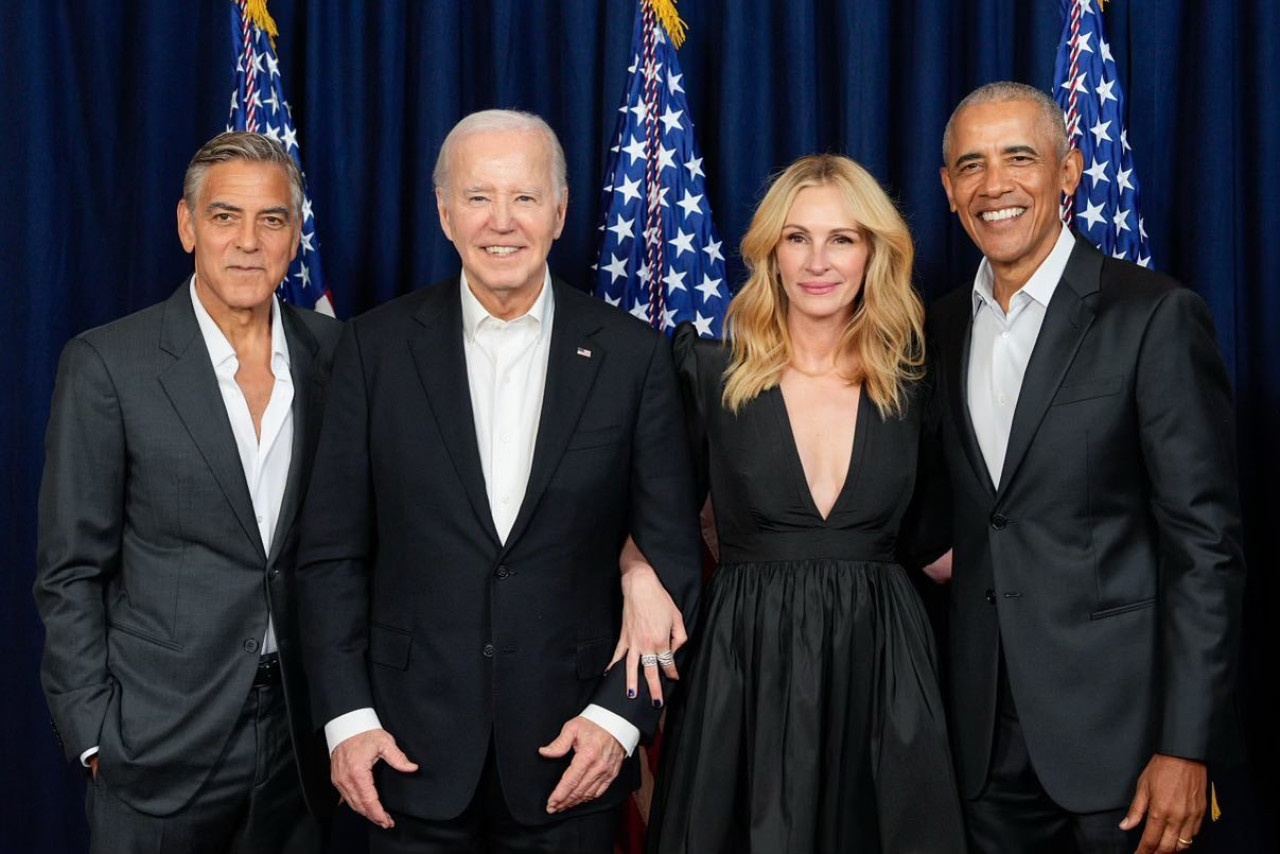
[253,652,281,687]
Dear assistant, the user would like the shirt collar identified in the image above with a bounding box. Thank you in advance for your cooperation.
[189,275,291,373]
[459,267,554,341]
[971,224,1076,316]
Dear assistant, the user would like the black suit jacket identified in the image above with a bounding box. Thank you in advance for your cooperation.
[295,277,702,826]
[34,282,341,818]
[925,235,1245,812]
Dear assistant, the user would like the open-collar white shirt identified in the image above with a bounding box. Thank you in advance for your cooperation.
[967,224,1076,487]
[324,269,641,759]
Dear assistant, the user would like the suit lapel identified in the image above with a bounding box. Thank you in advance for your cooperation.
[268,306,323,564]
[408,280,501,546]
[996,237,1102,496]
[156,283,266,559]
[501,282,604,554]
[944,299,997,497]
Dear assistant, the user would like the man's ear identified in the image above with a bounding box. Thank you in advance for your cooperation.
[436,188,454,241]
[1060,148,1084,197]
[939,167,957,213]
[177,199,196,253]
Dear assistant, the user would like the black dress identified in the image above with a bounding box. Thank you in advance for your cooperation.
[647,324,964,854]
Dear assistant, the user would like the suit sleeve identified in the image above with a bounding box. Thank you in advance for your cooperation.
[1135,287,1246,761]
[295,322,379,728]
[590,331,703,736]
[33,337,125,763]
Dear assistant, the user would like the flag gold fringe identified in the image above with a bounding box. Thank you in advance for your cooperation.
[240,0,280,49]
[646,0,687,49]
[1211,782,1221,821]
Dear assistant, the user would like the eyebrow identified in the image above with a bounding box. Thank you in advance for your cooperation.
[205,201,291,218]
[783,224,860,233]
[952,143,1041,168]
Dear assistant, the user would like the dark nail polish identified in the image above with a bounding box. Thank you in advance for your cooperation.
[653,699,663,708]
[627,688,636,699]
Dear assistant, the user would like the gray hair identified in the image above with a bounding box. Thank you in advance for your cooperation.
[183,131,304,220]
[433,109,568,196]
[942,81,1070,164]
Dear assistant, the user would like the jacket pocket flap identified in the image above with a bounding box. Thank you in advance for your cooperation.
[1052,374,1122,406]
[369,623,412,670]
[1090,598,1156,620]
[567,426,624,451]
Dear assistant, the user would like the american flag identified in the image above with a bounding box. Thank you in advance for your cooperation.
[225,0,334,315]
[594,0,727,339]
[1053,0,1153,267]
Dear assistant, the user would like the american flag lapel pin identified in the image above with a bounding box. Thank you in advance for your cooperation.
[576,347,592,358]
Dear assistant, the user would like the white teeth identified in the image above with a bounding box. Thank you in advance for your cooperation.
[485,246,519,256]
[981,207,1026,222]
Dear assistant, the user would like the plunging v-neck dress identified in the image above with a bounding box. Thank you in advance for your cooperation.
[647,324,964,854]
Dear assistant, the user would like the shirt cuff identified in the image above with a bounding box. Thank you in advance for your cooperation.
[79,746,99,767]
[580,704,640,756]
[324,708,383,755]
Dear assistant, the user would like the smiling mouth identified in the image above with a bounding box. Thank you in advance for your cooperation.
[484,246,521,256]
[980,207,1027,222]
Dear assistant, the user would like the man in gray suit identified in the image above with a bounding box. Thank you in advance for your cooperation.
[34,132,340,853]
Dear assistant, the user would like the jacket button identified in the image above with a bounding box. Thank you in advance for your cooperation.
[269,569,280,580]
[243,638,259,653]
[990,513,1008,530]
[985,590,997,605]
[495,565,509,579]
[483,643,495,658]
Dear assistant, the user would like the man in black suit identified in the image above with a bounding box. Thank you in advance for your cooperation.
[927,82,1245,854]
[34,132,340,852]
[295,109,702,853]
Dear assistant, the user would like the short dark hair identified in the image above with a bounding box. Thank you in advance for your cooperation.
[942,81,1069,164]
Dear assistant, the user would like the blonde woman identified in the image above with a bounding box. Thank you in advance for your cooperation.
[636,155,964,852]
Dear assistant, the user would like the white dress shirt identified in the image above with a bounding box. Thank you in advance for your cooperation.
[324,270,641,758]
[80,278,293,766]
[967,224,1076,486]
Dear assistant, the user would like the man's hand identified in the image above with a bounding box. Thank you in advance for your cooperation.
[87,755,99,781]
[1119,754,1207,853]
[539,716,625,814]
[922,548,953,584]
[330,728,419,830]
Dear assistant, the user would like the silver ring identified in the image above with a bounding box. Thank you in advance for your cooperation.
[657,650,675,666]
[640,653,659,667]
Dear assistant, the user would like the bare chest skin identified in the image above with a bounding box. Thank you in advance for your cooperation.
[234,357,275,441]
[778,371,861,520]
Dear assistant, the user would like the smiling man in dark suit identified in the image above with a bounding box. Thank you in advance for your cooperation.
[294,109,702,853]
[34,132,339,853]
[927,82,1245,854]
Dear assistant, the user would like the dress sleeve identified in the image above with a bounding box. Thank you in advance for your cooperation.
[672,322,711,503]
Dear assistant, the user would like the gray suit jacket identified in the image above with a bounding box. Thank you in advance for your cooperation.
[34,282,341,817]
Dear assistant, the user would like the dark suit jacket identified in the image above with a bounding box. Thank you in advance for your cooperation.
[925,235,1245,813]
[34,282,341,818]
[295,276,702,826]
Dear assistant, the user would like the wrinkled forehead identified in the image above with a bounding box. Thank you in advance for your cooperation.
[947,99,1058,162]
[447,130,556,187]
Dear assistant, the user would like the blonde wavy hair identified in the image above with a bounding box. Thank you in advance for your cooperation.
[723,154,925,418]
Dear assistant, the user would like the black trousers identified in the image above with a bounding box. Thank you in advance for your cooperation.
[87,679,318,854]
[370,740,619,854]
[964,660,1140,854]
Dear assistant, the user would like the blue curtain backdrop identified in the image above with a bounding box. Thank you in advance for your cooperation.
[2,2,1275,851]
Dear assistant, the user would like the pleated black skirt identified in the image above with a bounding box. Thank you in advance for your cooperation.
[646,558,966,854]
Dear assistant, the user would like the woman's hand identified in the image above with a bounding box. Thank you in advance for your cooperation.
[611,536,688,707]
